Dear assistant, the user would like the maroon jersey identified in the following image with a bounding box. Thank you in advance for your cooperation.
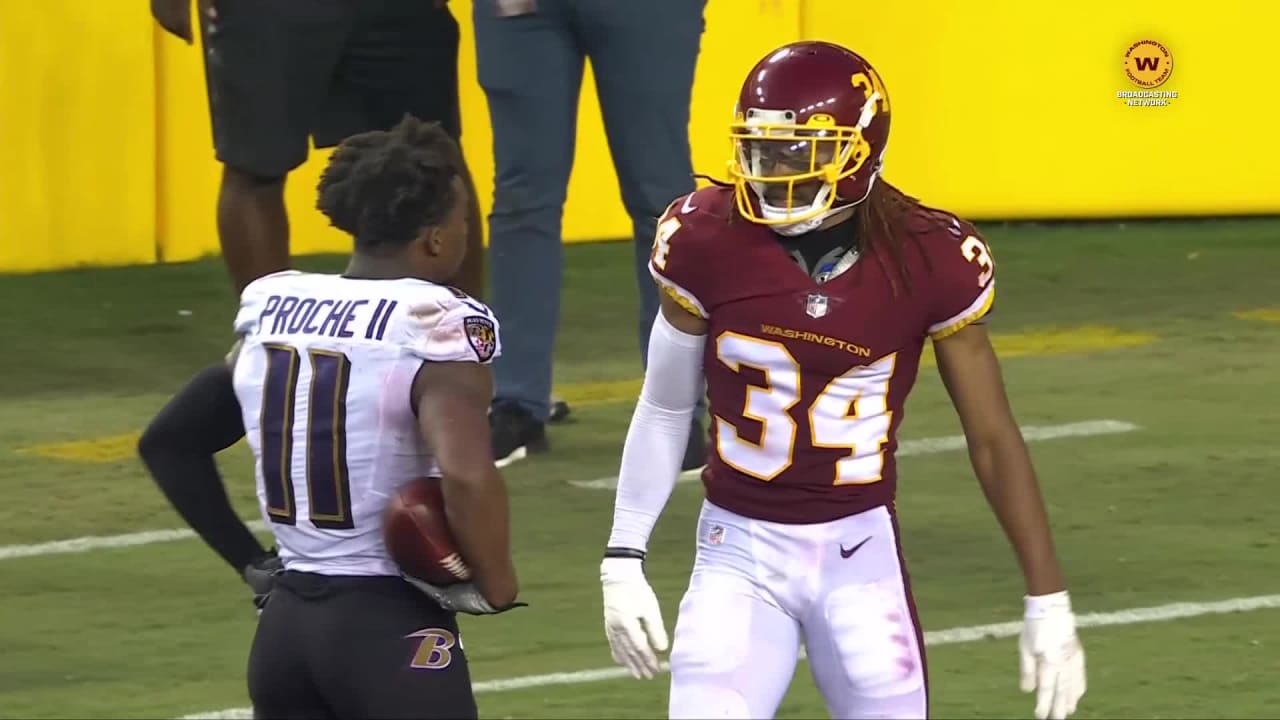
[650,186,996,524]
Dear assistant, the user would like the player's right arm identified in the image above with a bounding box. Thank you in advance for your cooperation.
[606,291,707,556]
[601,196,711,680]
[410,362,517,609]
[137,276,280,611]
[403,296,518,610]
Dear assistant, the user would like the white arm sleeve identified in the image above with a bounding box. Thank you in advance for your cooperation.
[606,311,706,552]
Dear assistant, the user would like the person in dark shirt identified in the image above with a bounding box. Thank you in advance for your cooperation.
[150,0,484,298]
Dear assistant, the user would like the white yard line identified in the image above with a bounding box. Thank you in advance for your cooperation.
[0,521,268,562]
[570,419,1141,490]
[0,420,1139,562]
[179,592,1280,719]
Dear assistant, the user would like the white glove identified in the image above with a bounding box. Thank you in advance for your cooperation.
[1020,591,1087,719]
[601,556,669,679]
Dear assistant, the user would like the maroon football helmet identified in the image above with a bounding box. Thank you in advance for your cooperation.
[728,41,891,233]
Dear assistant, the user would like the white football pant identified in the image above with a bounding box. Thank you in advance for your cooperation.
[668,501,928,719]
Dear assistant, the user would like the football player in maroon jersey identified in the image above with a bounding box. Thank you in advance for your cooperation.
[599,41,1086,720]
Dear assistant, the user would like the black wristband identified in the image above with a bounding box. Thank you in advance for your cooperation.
[604,547,646,561]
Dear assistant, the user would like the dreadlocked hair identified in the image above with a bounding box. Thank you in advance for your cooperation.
[316,115,461,253]
[855,179,946,296]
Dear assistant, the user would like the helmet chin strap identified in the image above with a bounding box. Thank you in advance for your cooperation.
[758,171,880,236]
[756,180,844,236]
[766,204,849,236]
[758,184,852,237]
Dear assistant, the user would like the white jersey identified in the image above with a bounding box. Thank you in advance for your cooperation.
[230,270,501,576]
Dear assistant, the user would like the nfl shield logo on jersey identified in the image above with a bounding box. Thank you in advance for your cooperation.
[707,524,725,545]
[805,293,829,319]
[463,316,497,362]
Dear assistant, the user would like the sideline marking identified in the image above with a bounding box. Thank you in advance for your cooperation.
[1233,308,1280,324]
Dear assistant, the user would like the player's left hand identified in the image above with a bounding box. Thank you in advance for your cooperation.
[242,549,283,615]
[1020,590,1086,719]
[403,575,528,616]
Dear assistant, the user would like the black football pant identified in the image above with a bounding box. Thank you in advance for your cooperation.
[248,571,476,720]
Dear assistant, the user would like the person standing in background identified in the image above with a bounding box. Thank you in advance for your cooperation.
[475,0,708,468]
[150,0,486,299]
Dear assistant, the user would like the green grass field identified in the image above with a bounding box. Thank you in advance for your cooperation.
[1,219,1279,719]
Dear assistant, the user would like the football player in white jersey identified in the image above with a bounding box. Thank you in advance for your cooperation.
[139,116,520,719]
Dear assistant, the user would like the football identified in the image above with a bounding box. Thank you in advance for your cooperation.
[382,477,471,586]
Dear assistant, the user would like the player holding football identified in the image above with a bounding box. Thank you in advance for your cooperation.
[138,116,520,719]
[599,41,1086,720]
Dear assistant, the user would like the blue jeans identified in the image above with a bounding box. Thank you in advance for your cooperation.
[474,0,707,422]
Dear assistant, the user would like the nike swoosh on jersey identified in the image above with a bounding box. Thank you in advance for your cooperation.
[681,195,697,214]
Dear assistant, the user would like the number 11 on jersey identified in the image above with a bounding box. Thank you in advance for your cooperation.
[260,344,355,530]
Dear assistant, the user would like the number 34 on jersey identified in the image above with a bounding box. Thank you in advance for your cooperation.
[715,333,897,487]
